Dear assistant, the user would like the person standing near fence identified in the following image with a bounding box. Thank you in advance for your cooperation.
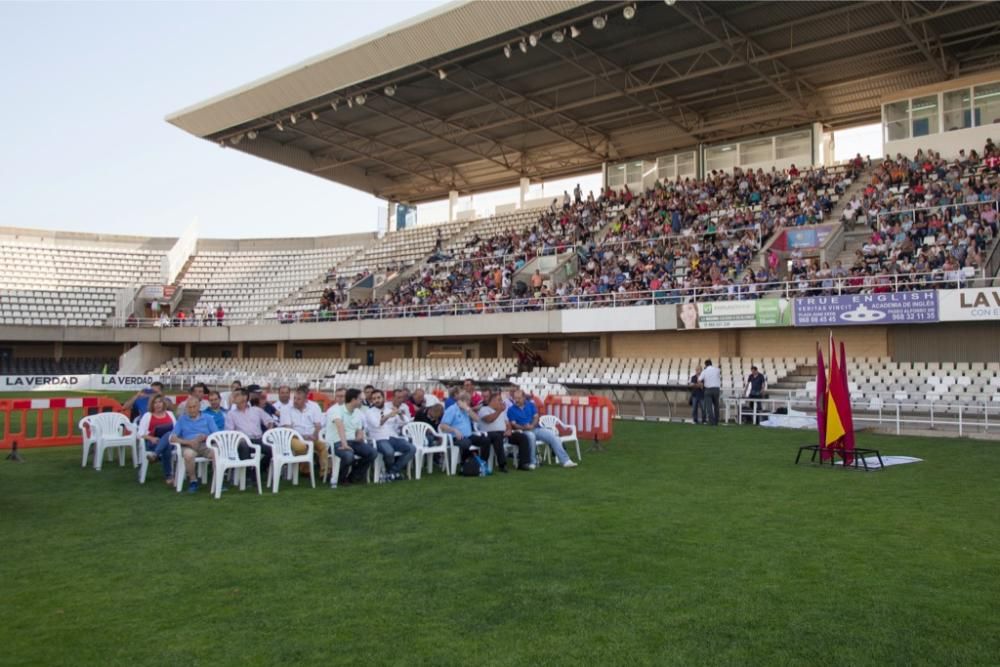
[689,365,705,424]
[698,360,721,426]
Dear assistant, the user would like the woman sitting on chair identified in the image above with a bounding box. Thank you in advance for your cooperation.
[137,395,177,485]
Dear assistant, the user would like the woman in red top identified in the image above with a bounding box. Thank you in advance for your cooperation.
[137,395,177,485]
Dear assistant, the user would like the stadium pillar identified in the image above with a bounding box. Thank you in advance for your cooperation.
[183,342,192,359]
[53,341,63,361]
[411,339,419,358]
[276,342,285,359]
[340,340,347,359]
[496,335,503,359]
[519,177,529,208]
[387,201,397,232]
[448,190,458,222]
[599,334,609,358]
[236,342,244,359]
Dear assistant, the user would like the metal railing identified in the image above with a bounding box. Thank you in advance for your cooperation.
[727,395,1000,437]
[106,268,991,328]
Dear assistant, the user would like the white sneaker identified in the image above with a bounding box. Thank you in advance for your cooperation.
[527,464,537,470]
[561,460,578,468]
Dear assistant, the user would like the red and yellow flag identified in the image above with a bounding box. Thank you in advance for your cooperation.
[818,333,855,462]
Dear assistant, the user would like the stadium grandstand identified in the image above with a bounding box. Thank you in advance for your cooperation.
[0,0,1000,664]
[2,1,1000,436]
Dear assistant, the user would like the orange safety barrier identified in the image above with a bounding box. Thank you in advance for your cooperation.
[0,396,126,449]
[543,395,616,442]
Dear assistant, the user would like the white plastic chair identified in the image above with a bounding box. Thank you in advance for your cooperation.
[539,414,581,462]
[208,431,261,500]
[78,415,100,468]
[402,422,454,480]
[79,413,138,471]
[264,427,315,493]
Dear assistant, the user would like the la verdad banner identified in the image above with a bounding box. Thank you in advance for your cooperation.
[0,375,160,393]
[938,287,1000,321]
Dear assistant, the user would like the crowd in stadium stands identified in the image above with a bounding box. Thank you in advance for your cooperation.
[277,160,861,321]
[127,378,574,493]
[831,141,1000,295]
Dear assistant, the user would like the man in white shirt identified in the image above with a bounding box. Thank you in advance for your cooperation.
[363,389,415,482]
[697,359,722,426]
[476,389,531,472]
[279,385,327,479]
[272,384,293,420]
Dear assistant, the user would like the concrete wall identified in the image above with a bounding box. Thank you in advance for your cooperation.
[119,342,178,374]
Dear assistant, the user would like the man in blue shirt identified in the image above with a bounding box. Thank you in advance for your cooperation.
[170,397,220,493]
[203,391,227,431]
[439,391,491,463]
[507,390,578,468]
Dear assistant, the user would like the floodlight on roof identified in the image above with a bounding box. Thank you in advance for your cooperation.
[551,29,565,44]
[289,113,297,124]
[503,44,512,59]
[309,111,319,121]
[384,84,396,96]
[276,120,284,131]
[518,39,528,54]
[623,3,637,19]
[247,130,258,140]
[528,33,540,47]
[665,0,676,5]
[355,94,367,105]
[330,100,339,111]
[229,133,243,145]
[570,25,581,38]
[437,68,447,80]
[347,97,353,109]
[218,140,226,148]
[593,15,607,29]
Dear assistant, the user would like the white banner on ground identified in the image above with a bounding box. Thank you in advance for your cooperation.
[938,288,1000,321]
[0,375,160,393]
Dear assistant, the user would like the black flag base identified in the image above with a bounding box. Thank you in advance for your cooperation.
[6,440,24,463]
[795,444,884,471]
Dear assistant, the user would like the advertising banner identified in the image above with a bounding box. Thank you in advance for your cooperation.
[793,291,938,327]
[938,288,1000,322]
[677,298,792,330]
[770,224,836,252]
[0,375,160,393]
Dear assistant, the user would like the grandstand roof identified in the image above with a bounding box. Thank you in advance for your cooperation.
[167,0,1000,204]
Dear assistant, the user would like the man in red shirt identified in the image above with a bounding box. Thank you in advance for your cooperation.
[215,304,225,326]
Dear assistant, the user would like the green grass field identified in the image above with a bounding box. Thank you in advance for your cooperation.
[2,421,998,666]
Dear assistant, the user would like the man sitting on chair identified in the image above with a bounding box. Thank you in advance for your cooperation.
[476,389,531,472]
[280,385,328,481]
[170,396,219,493]
[507,390,578,468]
[439,391,491,463]
[363,389,415,482]
[325,388,376,486]
[225,388,275,481]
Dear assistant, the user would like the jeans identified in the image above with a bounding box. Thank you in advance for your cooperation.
[376,437,415,475]
[704,387,721,425]
[524,427,567,464]
[333,440,376,483]
[146,433,175,479]
[691,396,705,423]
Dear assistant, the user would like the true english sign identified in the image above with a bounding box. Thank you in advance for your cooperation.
[793,291,939,327]
[0,375,160,393]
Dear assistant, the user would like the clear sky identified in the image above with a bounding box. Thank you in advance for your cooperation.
[0,1,443,239]
[0,2,882,240]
